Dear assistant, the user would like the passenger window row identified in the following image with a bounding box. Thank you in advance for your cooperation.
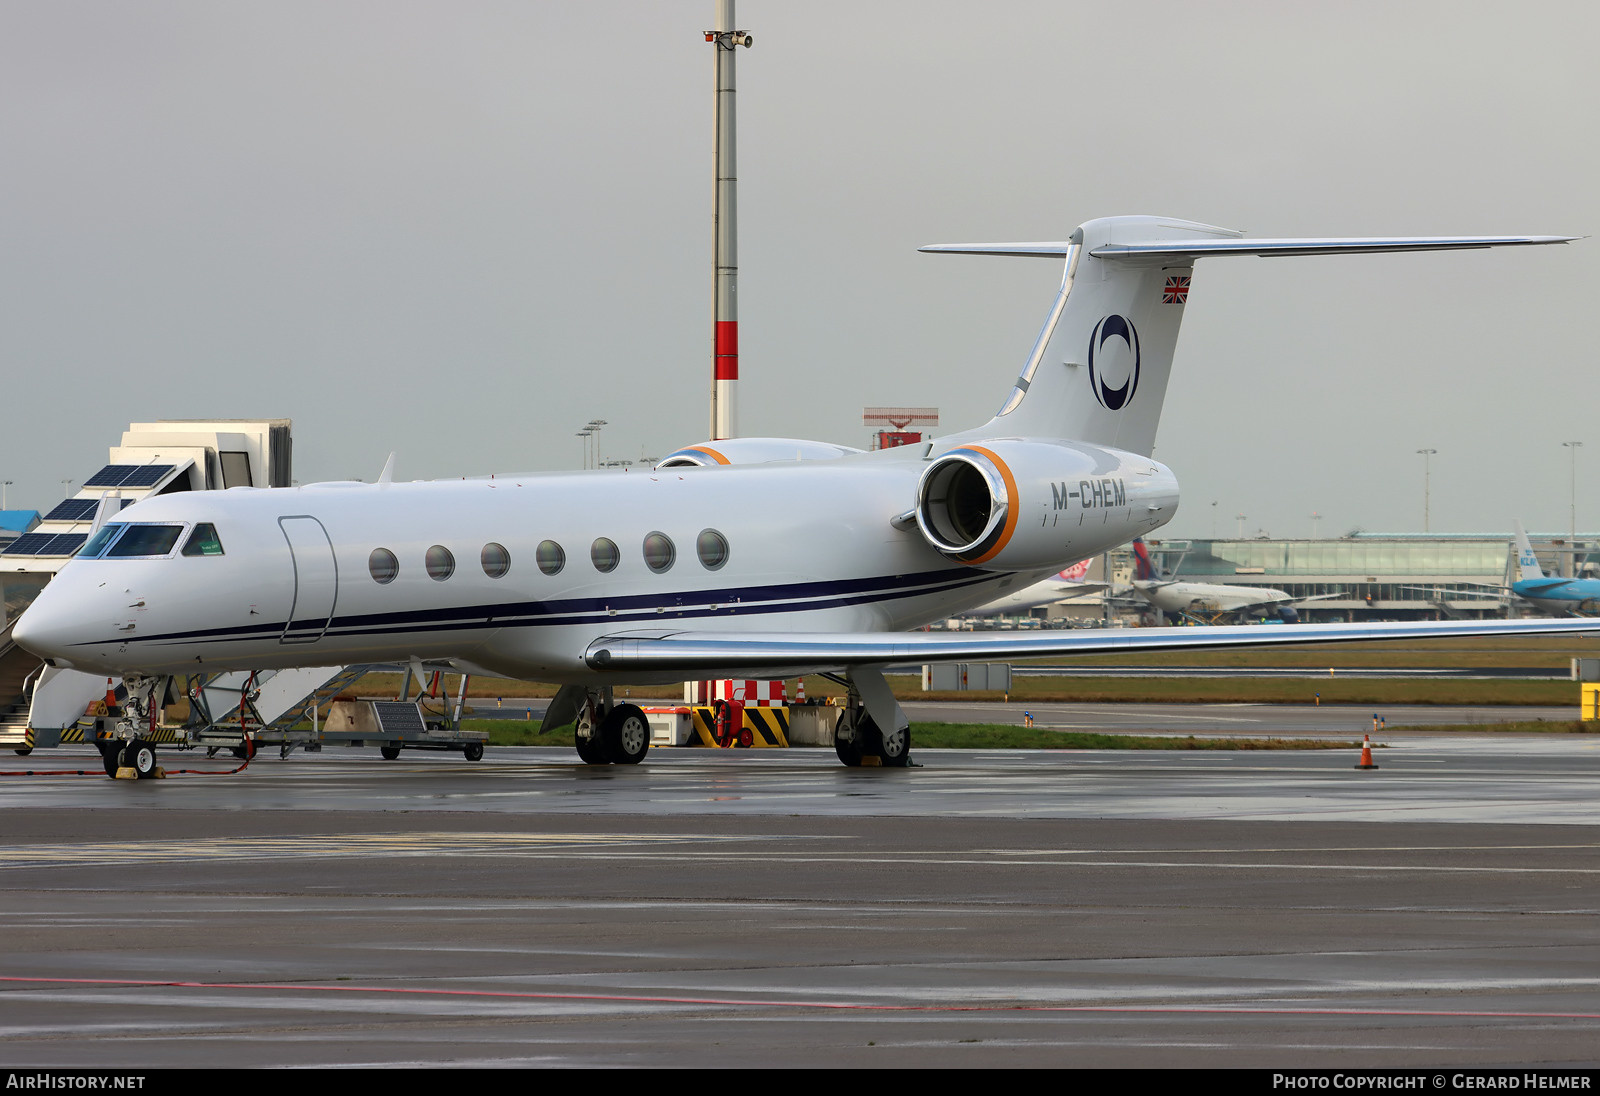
[367,530,730,584]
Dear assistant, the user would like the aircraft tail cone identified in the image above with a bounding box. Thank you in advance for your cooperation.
[1355,734,1379,771]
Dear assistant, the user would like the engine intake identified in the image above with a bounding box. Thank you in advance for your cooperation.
[915,449,1011,563]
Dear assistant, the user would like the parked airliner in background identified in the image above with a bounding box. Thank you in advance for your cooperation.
[965,559,1102,617]
[13,215,1595,774]
[1126,539,1338,623]
[1511,520,1600,614]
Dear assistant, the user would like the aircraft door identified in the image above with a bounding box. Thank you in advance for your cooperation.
[279,516,338,644]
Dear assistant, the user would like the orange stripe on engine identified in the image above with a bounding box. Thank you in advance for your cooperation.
[963,445,1019,566]
[685,445,731,465]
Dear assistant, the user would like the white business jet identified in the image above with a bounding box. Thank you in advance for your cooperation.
[13,215,1591,772]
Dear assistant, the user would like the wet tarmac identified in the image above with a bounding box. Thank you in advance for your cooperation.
[2,725,1598,1068]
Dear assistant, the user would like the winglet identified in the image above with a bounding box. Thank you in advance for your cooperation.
[377,452,396,485]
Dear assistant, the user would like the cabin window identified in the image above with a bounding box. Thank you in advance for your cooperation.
[368,548,398,584]
[181,523,225,557]
[643,531,675,574]
[696,528,729,571]
[536,540,564,576]
[426,545,455,581]
[76,523,125,558]
[590,537,619,573]
[481,542,511,579]
[104,523,184,558]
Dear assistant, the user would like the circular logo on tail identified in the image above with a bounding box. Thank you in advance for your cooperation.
[1088,315,1140,410]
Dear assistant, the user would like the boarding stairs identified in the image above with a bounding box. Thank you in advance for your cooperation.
[0,619,40,751]
[189,664,373,757]
[1425,597,1472,621]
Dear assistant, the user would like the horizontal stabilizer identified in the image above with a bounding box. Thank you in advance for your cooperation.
[921,235,1577,260]
[919,243,1079,258]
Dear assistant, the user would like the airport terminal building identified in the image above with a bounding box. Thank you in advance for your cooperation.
[1136,533,1596,622]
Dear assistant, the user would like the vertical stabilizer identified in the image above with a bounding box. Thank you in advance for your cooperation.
[1132,538,1163,582]
[939,216,1238,456]
[1514,521,1546,582]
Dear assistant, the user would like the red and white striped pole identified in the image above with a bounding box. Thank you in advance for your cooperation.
[707,1,750,441]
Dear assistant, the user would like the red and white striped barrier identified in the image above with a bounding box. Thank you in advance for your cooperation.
[684,679,787,707]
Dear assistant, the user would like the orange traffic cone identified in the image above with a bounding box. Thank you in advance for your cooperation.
[796,678,806,704]
[1355,734,1379,770]
[103,679,118,715]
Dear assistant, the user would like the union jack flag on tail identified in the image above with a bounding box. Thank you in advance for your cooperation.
[1162,275,1190,304]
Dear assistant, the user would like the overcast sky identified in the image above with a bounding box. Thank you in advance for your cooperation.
[1,1,1594,538]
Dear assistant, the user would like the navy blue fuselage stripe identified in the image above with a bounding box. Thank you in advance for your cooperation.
[75,568,1004,649]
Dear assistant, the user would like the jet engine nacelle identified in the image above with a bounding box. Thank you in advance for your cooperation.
[656,438,865,469]
[913,439,1179,570]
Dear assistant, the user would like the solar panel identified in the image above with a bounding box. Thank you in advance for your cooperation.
[81,464,176,489]
[44,498,99,522]
[119,464,175,488]
[83,464,138,488]
[1,533,56,556]
[39,533,88,556]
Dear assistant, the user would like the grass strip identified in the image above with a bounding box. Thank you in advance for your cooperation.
[1404,720,1597,734]
[464,719,1356,751]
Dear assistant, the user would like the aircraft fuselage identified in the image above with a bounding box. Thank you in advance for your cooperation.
[17,448,1177,683]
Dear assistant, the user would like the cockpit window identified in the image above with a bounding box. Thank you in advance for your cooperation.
[104,524,185,558]
[181,523,225,557]
[76,523,125,558]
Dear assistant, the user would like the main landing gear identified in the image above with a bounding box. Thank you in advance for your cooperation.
[557,685,649,766]
[829,668,913,769]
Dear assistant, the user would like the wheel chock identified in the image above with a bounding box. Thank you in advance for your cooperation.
[114,767,138,780]
[1354,734,1379,771]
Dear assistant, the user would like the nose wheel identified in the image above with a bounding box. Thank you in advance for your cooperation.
[126,740,159,778]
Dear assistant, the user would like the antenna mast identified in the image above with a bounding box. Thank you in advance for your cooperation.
[706,1,751,440]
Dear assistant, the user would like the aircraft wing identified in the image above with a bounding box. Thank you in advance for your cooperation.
[1397,584,1511,600]
[585,617,1600,677]
[1040,581,1108,600]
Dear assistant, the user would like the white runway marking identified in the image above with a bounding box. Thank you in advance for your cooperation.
[5,834,1600,875]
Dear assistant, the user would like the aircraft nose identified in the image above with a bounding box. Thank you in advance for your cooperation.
[10,605,49,655]
[10,590,83,664]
